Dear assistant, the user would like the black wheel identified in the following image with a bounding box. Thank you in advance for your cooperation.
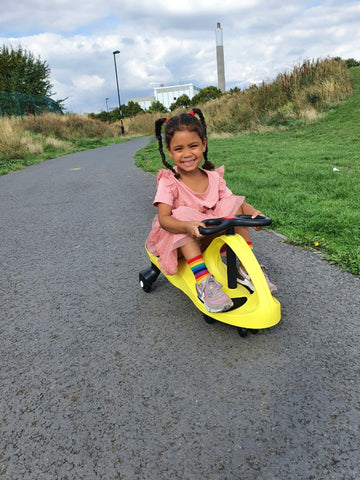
[237,327,248,338]
[139,264,160,293]
[203,313,216,324]
[139,277,152,292]
[249,329,259,335]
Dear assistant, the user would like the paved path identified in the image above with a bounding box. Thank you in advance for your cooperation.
[1,139,359,479]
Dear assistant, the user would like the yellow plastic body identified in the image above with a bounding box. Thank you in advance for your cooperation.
[146,233,281,330]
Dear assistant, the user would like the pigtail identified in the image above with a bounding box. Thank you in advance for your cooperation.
[155,118,177,176]
[191,108,214,171]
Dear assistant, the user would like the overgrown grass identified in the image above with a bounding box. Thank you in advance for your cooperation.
[135,67,360,276]
[0,57,353,175]
[1,58,359,274]
[203,58,353,134]
[0,113,133,175]
[131,58,353,135]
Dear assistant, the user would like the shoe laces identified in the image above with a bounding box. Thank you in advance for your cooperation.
[237,265,251,280]
[202,275,223,298]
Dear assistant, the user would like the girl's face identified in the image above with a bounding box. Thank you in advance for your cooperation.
[166,129,206,175]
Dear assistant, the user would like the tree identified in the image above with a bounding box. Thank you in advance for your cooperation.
[0,50,20,91]
[148,100,168,113]
[344,58,360,68]
[0,45,54,96]
[122,100,143,117]
[169,94,191,111]
[109,107,122,123]
[191,86,223,106]
[91,110,110,122]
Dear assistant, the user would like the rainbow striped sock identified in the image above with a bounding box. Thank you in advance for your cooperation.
[187,255,210,284]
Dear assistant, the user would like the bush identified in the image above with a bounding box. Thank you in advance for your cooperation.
[0,117,26,160]
[201,57,353,134]
[21,113,124,140]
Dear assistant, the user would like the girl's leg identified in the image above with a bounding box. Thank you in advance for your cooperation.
[232,206,277,293]
[234,205,252,243]
[180,240,233,313]
[181,240,210,284]
[180,239,202,261]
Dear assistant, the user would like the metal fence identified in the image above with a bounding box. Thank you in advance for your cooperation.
[0,92,63,117]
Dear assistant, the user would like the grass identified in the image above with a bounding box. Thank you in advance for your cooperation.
[135,68,360,276]
[201,57,353,134]
[0,114,135,175]
[1,59,358,274]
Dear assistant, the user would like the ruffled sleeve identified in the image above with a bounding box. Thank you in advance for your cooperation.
[215,165,225,177]
[153,169,178,207]
[215,165,233,200]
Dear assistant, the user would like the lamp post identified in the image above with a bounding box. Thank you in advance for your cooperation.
[105,97,110,123]
[112,50,125,135]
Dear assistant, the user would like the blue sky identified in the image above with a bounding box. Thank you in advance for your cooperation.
[1,0,359,114]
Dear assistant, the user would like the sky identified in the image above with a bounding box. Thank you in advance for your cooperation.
[1,0,360,114]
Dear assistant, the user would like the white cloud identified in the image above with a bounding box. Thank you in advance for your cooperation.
[1,0,360,113]
[72,75,105,91]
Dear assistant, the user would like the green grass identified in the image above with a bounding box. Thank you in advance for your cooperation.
[135,68,360,276]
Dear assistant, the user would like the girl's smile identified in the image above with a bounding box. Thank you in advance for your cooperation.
[166,130,207,175]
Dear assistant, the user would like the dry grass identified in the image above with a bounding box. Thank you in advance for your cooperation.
[0,113,129,162]
[21,113,125,140]
[0,116,74,160]
[0,117,26,159]
[123,111,163,136]
[199,58,353,134]
[20,133,45,155]
[0,58,354,164]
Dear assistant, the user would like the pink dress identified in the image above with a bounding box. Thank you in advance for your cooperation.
[146,165,245,275]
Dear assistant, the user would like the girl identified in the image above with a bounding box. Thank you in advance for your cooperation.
[146,108,276,313]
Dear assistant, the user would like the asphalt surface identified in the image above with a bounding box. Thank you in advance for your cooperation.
[1,138,359,480]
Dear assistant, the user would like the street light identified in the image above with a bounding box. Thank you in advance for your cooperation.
[112,50,125,135]
[105,97,110,123]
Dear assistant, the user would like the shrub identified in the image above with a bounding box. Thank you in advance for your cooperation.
[0,117,26,159]
[21,113,124,140]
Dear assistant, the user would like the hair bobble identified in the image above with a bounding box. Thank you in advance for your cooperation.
[189,110,195,116]
[165,118,170,123]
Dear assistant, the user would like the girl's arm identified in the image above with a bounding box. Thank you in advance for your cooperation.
[241,202,263,218]
[241,202,264,231]
[157,203,205,239]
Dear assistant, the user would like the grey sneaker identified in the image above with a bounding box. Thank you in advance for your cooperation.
[196,274,233,313]
[237,264,278,294]
[260,265,277,294]
[237,265,255,292]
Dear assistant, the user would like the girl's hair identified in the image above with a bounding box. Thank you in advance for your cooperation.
[155,108,214,177]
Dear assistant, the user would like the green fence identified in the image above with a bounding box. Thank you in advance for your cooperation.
[0,91,63,117]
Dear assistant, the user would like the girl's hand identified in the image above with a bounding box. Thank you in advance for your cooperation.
[185,221,206,239]
[251,210,264,231]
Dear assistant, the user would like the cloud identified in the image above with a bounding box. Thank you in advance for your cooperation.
[1,0,359,113]
[72,75,105,91]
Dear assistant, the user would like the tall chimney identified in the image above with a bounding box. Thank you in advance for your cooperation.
[216,22,225,93]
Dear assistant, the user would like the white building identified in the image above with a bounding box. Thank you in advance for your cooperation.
[154,84,200,110]
[130,95,155,111]
[129,83,200,111]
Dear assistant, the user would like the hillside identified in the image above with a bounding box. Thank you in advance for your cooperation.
[136,67,360,275]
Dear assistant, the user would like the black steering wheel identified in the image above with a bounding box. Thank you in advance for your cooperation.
[198,214,272,236]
